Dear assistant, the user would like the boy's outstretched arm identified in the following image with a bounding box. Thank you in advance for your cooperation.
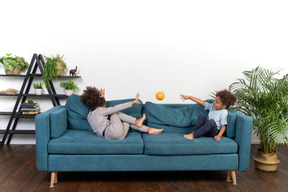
[180,95,205,107]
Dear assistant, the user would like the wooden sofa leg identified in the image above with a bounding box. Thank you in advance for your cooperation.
[55,172,58,184]
[231,170,237,185]
[226,170,237,185]
[50,172,58,188]
[226,170,232,183]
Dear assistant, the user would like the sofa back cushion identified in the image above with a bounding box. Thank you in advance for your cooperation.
[144,102,207,128]
[65,94,143,131]
[143,102,237,138]
[66,94,92,131]
[226,111,236,138]
[106,98,143,119]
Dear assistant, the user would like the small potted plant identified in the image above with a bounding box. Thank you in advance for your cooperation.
[60,80,78,96]
[43,54,67,89]
[0,53,29,75]
[33,82,43,95]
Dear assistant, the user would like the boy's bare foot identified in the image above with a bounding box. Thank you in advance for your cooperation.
[184,132,194,139]
[148,128,164,134]
[135,114,146,127]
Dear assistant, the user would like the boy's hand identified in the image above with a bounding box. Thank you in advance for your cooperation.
[180,94,190,101]
[214,135,221,141]
[180,95,205,107]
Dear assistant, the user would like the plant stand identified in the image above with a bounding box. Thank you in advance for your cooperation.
[0,53,80,148]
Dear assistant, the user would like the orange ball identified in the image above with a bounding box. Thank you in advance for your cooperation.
[156,92,165,100]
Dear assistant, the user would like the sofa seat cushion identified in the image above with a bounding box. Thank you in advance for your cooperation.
[146,122,194,133]
[48,130,144,155]
[142,132,238,155]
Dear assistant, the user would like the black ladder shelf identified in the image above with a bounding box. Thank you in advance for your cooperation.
[0,53,80,148]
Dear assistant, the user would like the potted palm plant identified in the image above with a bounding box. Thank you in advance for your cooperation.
[229,66,288,171]
[0,53,29,75]
[60,80,78,96]
[33,82,43,95]
[43,54,67,89]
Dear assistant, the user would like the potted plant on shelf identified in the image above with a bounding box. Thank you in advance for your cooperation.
[33,82,43,95]
[229,66,288,171]
[0,53,29,75]
[43,54,67,89]
[60,80,78,96]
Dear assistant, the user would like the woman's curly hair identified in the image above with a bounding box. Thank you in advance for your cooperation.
[80,86,106,110]
[216,89,236,108]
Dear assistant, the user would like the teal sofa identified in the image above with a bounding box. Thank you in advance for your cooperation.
[35,94,253,187]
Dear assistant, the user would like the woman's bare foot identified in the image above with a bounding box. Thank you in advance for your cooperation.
[148,127,164,134]
[184,132,194,139]
[131,93,141,104]
[135,92,139,100]
[135,114,146,127]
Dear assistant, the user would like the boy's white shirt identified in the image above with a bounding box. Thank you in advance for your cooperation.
[204,102,228,129]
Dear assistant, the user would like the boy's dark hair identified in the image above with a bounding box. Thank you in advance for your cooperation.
[216,89,236,108]
[80,86,106,110]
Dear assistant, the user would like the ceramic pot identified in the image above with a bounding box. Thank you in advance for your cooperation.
[253,148,280,171]
[35,89,42,95]
[65,90,73,96]
[5,68,21,75]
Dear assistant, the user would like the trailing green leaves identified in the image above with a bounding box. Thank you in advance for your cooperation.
[43,54,67,89]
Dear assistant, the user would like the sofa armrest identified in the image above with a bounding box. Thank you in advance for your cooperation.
[50,107,68,138]
[234,112,253,171]
[35,105,64,171]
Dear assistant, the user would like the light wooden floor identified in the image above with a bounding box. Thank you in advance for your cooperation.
[0,144,288,192]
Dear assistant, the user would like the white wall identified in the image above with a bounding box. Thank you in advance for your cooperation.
[1,0,288,144]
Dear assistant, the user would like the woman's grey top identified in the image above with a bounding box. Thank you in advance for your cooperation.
[87,102,132,137]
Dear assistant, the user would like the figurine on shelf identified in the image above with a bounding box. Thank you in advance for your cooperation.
[69,66,78,76]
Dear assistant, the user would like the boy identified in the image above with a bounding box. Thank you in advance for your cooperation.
[180,89,236,141]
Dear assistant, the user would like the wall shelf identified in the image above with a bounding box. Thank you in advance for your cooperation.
[0,53,81,147]
[0,93,69,97]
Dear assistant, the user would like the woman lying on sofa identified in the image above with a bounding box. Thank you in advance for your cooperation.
[80,86,163,140]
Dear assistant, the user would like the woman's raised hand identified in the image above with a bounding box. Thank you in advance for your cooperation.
[100,88,105,98]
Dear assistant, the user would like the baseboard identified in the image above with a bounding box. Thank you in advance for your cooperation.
[251,140,260,144]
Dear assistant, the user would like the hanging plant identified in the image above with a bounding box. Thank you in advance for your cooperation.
[43,54,67,89]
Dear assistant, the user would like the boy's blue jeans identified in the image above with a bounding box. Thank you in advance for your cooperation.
[193,113,219,138]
